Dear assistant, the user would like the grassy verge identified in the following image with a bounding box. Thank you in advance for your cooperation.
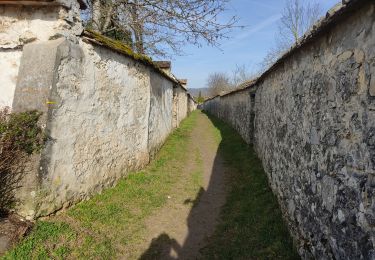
[3,111,199,260]
[3,110,299,259]
[200,112,299,259]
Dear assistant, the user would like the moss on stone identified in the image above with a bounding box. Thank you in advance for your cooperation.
[82,30,179,85]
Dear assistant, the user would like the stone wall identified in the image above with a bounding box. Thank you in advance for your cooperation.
[0,49,21,108]
[1,1,195,219]
[173,86,188,128]
[204,87,256,144]
[203,1,375,258]
[0,4,83,108]
[178,88,188,124]
[148,70,174,158]
[187,94,197,114]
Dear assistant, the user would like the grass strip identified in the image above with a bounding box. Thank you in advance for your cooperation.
[3,111,199,260]
[200,112,299,260]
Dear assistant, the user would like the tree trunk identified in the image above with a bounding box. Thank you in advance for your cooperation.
[92,0,102,31]
[102,4,114,32]
[130,3,145,54]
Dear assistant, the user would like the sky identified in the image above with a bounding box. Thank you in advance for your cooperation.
[171,0,339,89]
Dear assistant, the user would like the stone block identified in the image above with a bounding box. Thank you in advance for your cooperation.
[12,38,67,113]
[370,72,375,97]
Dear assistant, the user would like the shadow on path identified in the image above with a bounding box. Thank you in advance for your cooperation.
[140,111,299,260]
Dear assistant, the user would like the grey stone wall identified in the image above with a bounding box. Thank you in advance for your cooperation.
[204,1,375,259]
[187,94,197,114]
[204,88,255,144]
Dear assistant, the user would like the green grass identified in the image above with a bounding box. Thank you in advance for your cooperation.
[3,222,76,260]
[3,111,200,260]
[3,110,298,259]
[200,112,299,260]
[186,147,204,196]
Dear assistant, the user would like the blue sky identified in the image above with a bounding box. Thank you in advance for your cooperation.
[171,0,339,89]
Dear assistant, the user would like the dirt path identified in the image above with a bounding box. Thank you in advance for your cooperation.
[3,111,298,259]
[138,112,228,259]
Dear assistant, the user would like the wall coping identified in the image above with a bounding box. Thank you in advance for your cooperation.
[204,0,367,103]
[81,30,186,90]
[187,93,197,104]
[0,0,87,9]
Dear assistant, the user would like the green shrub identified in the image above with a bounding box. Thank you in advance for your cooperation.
[0,108,43,214]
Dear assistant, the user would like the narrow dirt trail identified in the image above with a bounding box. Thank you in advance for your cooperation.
[2,111,298,259]
[137,112,228,259]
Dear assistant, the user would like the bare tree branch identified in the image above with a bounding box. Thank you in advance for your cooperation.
[86,0,238,58]
[206,72,231,97]
[261,0,322,70]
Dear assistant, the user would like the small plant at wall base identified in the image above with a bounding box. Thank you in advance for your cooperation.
[0,108,44,215]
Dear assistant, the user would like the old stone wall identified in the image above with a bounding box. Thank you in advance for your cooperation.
[1,2,195,219]
[178,89,188,124]
[14,38,194,218]
[204,88,255,144]
[0,4,83,108]
[0,50,21,108]
[148,69,174,158]
[173,86,188,128]
[187,94,197,114]
[203,1,375,259]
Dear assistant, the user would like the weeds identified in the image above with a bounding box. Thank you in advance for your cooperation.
[3,111,199,259]
[0,108,43,214]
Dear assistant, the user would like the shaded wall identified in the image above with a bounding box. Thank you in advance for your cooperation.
[187,95,197,114]
[203,1,375,259]
[204,88,255,144]
[173,87,188,128]
[148,71,174,157]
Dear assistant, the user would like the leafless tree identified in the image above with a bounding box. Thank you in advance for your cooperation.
[206,72,231,97]
[261,0,321,69]
[206,64,257,97]
[231,64,255,88]
[280,0,321,44]
[88,0,238,58]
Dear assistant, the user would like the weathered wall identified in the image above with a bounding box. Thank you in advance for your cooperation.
[0,50,21,108]
[12,37,191,218]
[2,1,194,219]
[178,89,188,125]
[173,86,188,128]
[204,1,375,259]
[204,88,255,144]
[148,69,174,157]
[50,40,151,216]
[0,6,82,48]
[254,4,375,258]
[187,94,197,114]
[0,4,83,109]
